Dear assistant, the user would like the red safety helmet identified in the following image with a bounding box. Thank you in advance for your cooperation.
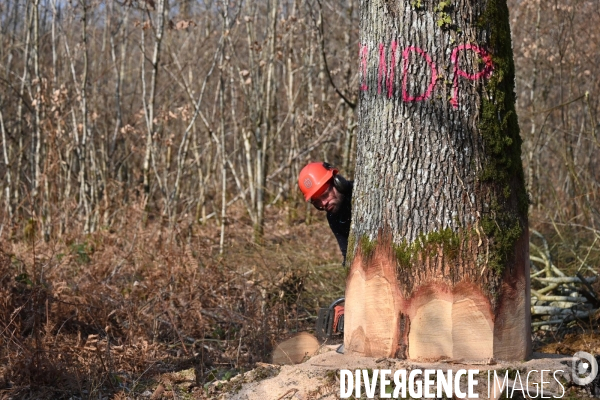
[298,162,338,201]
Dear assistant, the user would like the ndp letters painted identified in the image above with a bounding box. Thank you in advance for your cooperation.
[360,42,494,108]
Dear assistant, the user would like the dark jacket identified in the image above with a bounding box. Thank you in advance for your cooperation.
[326,182,352,266]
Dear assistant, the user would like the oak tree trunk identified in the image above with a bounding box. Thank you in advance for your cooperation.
[345,0,531,362]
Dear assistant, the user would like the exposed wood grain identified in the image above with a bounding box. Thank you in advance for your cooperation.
[272,332,320,365]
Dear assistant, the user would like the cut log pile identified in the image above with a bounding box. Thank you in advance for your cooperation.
[529,231,600,330]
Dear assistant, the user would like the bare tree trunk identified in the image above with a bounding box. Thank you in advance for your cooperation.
[0,109,12,219]
[15,0,34,217]
[218,70,227,254]
[254,0,278,241]
[50,0,59,84]
[142,0,167,203]
[307,30,316,127]
[243,7,258,218]
[31,0,52,240]
[526,1,541,209]
[345,0,531,361]
[341,0,357,174]
[79,0,92,232]
[218,0,229,254]
[193,127,212,224]
[284,0,299,224]
[32,0,42,202]
[109,2,129,157]
[304,24,317,226]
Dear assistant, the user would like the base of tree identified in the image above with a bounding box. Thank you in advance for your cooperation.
[344,232,531,361]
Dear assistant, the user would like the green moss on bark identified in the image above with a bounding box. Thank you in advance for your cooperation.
[394,228,462,269]
[348,228,463,272]
[340,232,376,267]
[477,0,528,274]
[360,234,377,260]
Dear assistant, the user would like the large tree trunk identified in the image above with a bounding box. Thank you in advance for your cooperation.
[344,0,531,361]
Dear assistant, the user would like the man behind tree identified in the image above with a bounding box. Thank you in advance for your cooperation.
[298,162,352,349]
[298,162,353,266]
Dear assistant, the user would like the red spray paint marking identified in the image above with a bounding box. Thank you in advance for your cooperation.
[402,46,438,102]
[378,41,398,98]
[360,44,369,91]
[450,44,494,108]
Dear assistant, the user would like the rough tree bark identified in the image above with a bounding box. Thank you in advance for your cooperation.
[344,0,531,361]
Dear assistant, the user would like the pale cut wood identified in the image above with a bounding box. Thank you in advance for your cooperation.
[272,332,320,365]
[407,293,495,360]
[345,233,531,362]
[493,235,531,361]
[345,261,399,356]
[408,298,454,359]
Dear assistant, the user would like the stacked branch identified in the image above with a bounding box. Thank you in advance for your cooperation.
[529,231,600,330]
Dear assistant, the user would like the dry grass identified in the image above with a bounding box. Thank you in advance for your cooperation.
[0,203,345,399]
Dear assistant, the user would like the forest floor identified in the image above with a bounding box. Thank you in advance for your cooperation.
[206,348,600,400]
[0,203,598,399]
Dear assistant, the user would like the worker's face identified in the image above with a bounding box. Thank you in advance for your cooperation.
[311,180,343,214]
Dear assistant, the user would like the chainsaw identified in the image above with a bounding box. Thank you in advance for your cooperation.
[315,297,345,352]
